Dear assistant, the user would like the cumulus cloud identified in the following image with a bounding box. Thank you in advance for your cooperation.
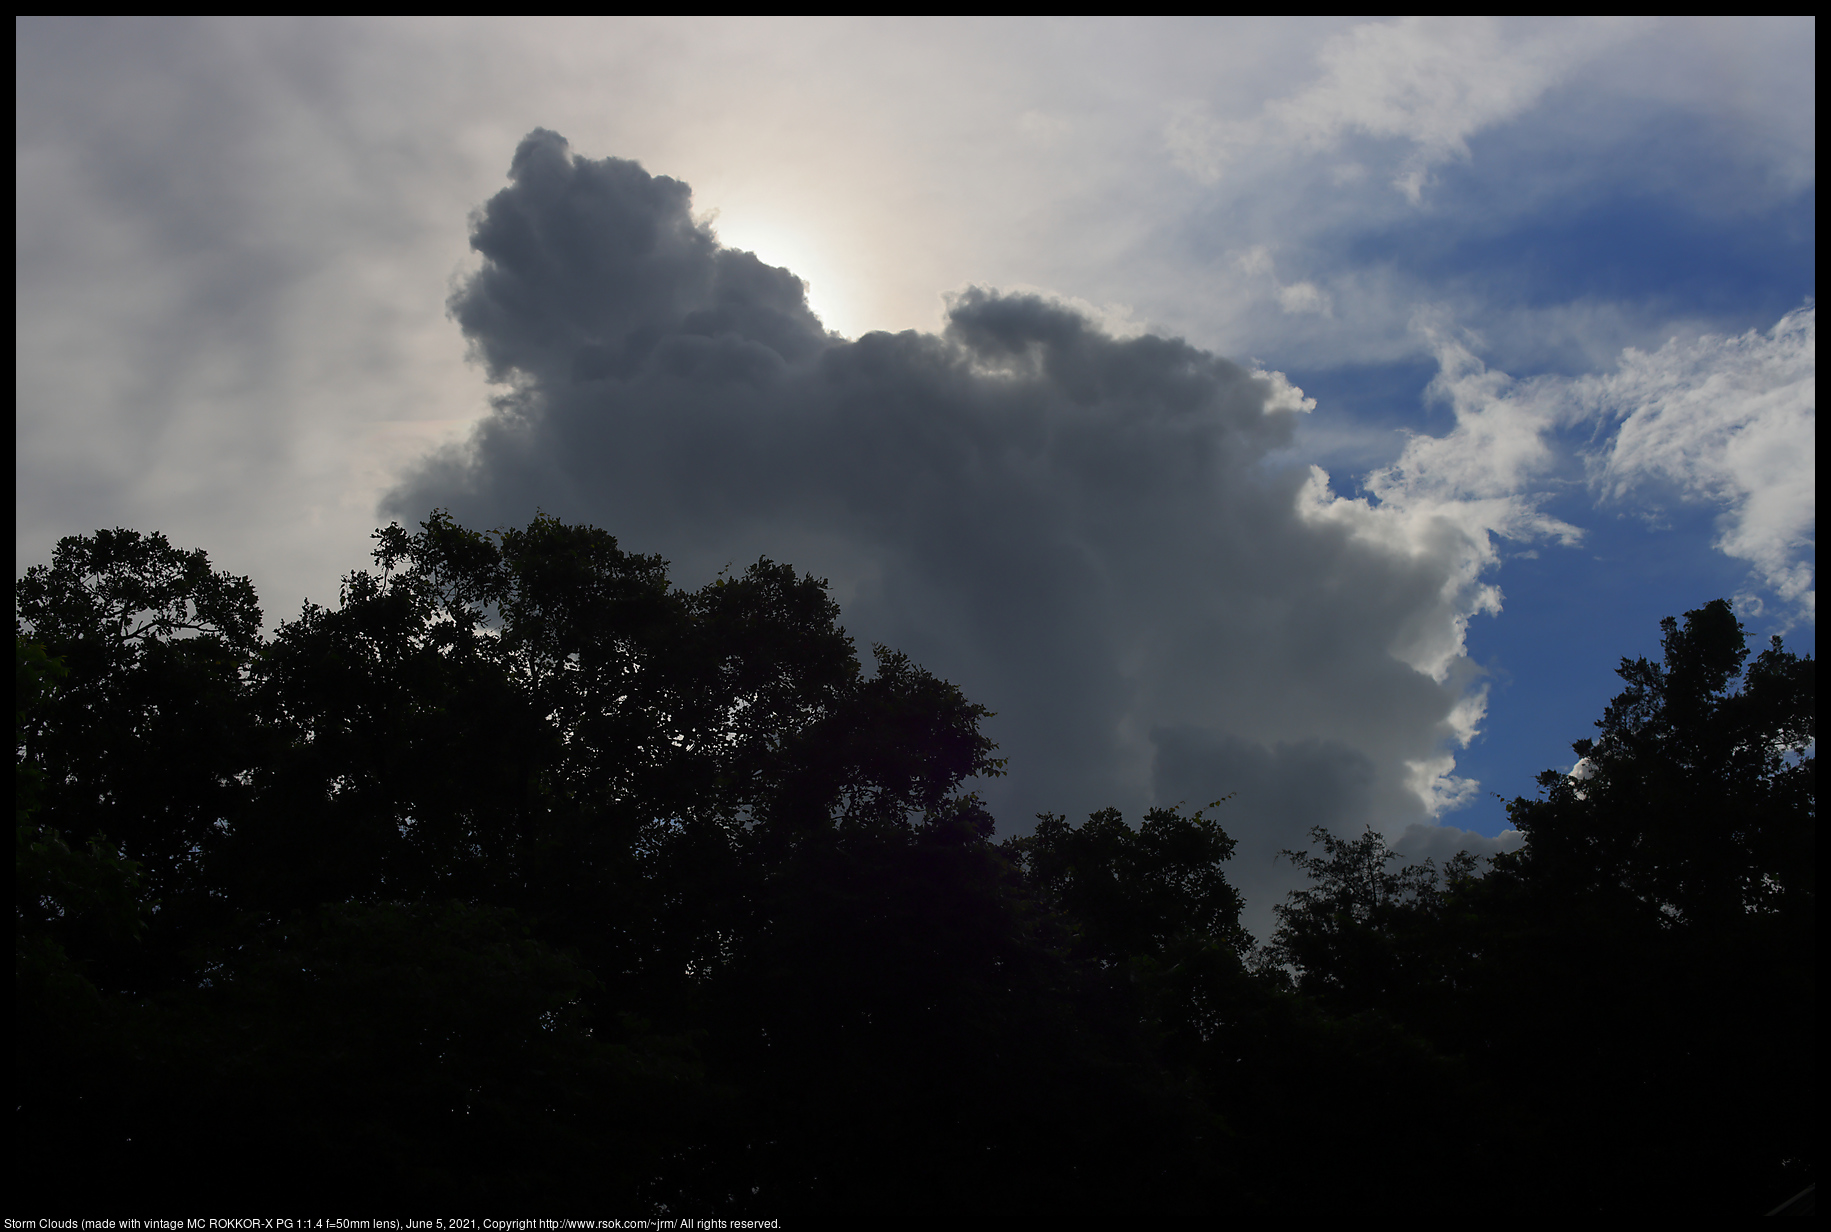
[389,130,1539,932]
[1168,16,1643,201]
[1351,305,1817,627]
[1289,319,1598,816]
[1271,303,1817,810]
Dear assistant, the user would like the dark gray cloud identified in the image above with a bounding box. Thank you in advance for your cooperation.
[392,129,1515,933]
[19,26,1809,933]
[1153,727,1379,920]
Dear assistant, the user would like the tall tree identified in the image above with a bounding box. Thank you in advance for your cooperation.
[1260,600,1816,1214]
[1489,599,1816,1212]
[16,530,264,946]
[1504,598,1814,929]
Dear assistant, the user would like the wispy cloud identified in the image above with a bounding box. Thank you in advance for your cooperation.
[1577,307,1816,619]
[1168,17,1644,201]
[1294,301,1816,802]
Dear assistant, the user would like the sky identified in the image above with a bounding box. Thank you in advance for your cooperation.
[16,17,1815,935]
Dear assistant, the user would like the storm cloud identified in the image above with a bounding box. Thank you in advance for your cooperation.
[394,129,1523,928]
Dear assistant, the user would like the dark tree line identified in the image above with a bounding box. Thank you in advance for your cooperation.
[15,515,1815,1214]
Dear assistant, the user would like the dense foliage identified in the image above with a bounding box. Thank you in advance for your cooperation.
[16,518,1815,1213]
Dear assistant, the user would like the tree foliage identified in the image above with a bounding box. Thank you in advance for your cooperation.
[17,529,263,908]
[1005,801,1248,964]
[1505,598,1814,927]
[1258,600,1815,1213]
[14,521,1814,1214]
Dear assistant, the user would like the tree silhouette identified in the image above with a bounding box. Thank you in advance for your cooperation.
[1504,598,1814,928]
[17,529,263,914]
[14,519,1814,1214]
[1262,600,1816,1214]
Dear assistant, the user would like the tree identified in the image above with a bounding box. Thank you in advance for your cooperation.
[1260,600,1816,1214]
[1487,598,1816,1212]
[1262,825,1476,1015]
[1003,801,1248,966]
[21,896,727,1206]
[34,513,1806,1213]
[1503,598,1814,930]
[24,512,1221,1212]
[16,636,149,1002]
[15,530,264,912]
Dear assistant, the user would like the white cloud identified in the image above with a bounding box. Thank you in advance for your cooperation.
[1575,306,1816,617]
[1234,246,1335,320]
[1286,304,1814,807]
[1295,315,1588,696]
[1373,317,1584,523]
[1277,282,1331,316]
[1169,17,1643,201]
[1301,305,1817,695]
[1252,366,1318,416]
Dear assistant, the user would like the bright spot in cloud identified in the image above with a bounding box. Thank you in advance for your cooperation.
[701,213,857,339]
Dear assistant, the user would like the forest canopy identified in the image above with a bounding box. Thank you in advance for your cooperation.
[15,514,1816,1214]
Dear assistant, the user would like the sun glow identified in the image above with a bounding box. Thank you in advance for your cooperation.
[704,212,862,341]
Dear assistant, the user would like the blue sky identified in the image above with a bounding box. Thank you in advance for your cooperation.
[16,17,1814,932]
